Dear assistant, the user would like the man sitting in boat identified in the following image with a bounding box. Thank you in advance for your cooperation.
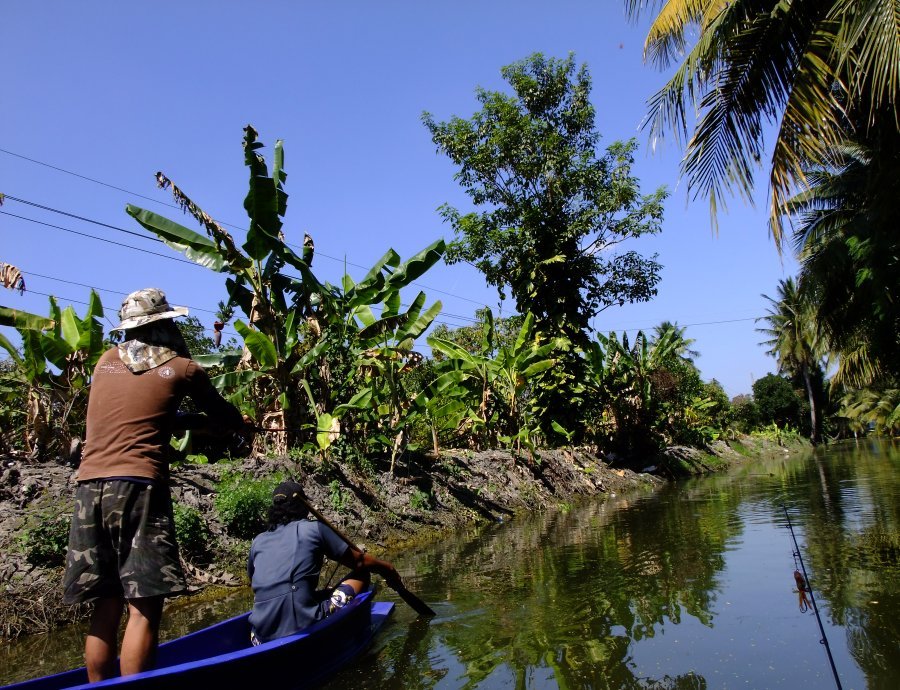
[247,480,402,644]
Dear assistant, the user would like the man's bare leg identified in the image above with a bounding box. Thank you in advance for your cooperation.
[85,596,124,682]
[120,596,164,676]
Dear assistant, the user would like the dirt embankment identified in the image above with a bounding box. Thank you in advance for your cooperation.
[0,435,806,638]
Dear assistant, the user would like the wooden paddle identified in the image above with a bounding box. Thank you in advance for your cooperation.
[296,494,436,617]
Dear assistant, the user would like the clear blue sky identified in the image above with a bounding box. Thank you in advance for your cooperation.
[1,1,797,397]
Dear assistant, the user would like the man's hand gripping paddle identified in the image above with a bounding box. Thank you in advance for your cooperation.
[296,493,436,617]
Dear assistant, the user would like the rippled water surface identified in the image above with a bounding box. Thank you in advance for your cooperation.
[3,440,898,688]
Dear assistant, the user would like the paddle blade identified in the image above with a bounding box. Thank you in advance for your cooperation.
[393,584,436,617]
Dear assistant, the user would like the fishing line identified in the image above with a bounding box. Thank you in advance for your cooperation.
[781,504,843,690]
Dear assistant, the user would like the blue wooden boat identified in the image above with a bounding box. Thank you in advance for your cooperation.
[3,590,393,690]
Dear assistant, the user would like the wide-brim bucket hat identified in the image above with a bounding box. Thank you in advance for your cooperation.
[112,287,189,330]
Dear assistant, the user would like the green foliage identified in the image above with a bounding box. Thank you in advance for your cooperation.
[128,127,446,465]
[20,513,70,568]
[758,278,826,442]
[585,327,681,455]
[176,315,218,357]
[626,0,900,246]
[752,374,803,430]
[429,310,524,362]
[409,488,433,512]
[838,386,900,436]
[328,479,348,513]
[173,504,210,558]
[0,291,105,457]
[787,137,900,389]
[730,394,761,433]
[426,310,561,450]
[424,52,667,439]
[0,357,26,453]
[214,472,283,540]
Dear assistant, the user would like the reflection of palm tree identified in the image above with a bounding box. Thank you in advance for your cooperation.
[625,0,900,247]
[758,278,825,443]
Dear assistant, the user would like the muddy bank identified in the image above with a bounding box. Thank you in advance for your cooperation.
[0,435,806,638]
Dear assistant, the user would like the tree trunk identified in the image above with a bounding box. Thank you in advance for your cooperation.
[802,365,820,445]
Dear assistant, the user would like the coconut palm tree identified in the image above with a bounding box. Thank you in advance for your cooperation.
[784,134,900,388]
[652,320,699,363]
[757,278,826,443]
[625,0,900,247]
[839,386,900,436]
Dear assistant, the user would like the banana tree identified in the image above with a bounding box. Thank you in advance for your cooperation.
[427,312,499,447]
[127,126,325,454]
[341,288,442,472]
[304,240,445,468]
[0,292,104,458]
[585,327,680,454]
[427,310,560,450]
[128,126,448,460]
[491,312,561,451]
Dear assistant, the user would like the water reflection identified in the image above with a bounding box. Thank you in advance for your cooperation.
[3,440,898,688]
[326,440,898,688]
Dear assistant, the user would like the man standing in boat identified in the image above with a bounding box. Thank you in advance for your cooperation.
[63,288,249,681]
[247,480,402,644]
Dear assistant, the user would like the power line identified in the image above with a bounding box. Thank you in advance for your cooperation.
[1,149,487,305]
[596,315,762,335]
[0,147,171,207]
[1,210,197,265]
[4,206,765,334]
[2,195,485,325]
[4,195,162,242]
[2,171,767,335]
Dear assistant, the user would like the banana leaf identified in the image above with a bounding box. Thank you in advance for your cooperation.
[209,368,265,392]
[194,350,244,369]
[397,299,442,341]
[235,321,278,370]
[383,239,445,291]
[0,332,21,362]
[0,306,54,331]
[126,206,235,272]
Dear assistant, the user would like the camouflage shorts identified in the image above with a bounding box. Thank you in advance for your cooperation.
[63,480,186,604]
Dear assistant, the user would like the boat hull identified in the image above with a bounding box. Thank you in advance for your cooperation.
[4,590,393,689]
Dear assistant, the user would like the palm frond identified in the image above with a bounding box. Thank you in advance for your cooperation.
[832,0,900,114]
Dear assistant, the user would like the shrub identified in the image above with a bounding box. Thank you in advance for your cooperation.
[214,473,283,540]
[20,514,70,568]
[328,480,348,514]
[173,504,210,558]
[753,374,802,428]
[410,488,433,512]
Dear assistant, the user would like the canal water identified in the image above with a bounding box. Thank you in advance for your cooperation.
[2,440,898,688]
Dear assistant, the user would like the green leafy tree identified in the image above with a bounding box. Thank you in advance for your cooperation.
[176,315,218,357]
[752,373,802,430]
[626,0,900,246]
[730,393,761,432]
[424,53,667,439]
